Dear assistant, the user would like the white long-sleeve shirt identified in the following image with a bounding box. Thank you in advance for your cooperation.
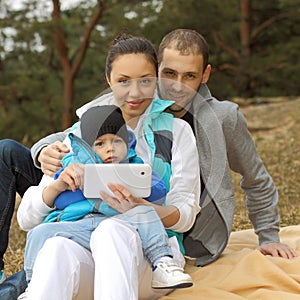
[21,99,200,232]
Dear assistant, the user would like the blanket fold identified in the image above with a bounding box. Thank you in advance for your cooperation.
[162,225,300,299]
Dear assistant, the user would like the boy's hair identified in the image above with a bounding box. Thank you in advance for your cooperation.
[158,29,209,71]
[80,105,128,147]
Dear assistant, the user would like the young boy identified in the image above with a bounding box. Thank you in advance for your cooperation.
[44,104,167,220]
[18,105,193,290]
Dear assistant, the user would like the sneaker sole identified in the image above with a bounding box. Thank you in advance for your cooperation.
[152,281,193,289]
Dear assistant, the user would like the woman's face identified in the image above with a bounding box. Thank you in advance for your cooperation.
[107,53,157,125]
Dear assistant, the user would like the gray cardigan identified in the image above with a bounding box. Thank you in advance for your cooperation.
[183,84,280,266]
[31,84,280,267]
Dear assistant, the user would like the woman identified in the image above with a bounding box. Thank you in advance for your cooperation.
[18,35,200,300]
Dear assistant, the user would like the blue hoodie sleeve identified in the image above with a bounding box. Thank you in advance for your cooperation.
[145,170,166,205]
[53,166,86,210]
[54,189,86,210]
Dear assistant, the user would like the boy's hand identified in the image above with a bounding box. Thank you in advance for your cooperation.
[57,163,84,192]
[43,163,83,208]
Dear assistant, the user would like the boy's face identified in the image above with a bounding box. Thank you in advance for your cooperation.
[92,133,128,163]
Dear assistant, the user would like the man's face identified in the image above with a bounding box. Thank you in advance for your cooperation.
[158,48,211,116]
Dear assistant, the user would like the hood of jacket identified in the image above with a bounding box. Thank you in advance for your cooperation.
[62,130,142,168]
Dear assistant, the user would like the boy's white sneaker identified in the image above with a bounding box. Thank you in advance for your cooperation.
[152,261,193,289]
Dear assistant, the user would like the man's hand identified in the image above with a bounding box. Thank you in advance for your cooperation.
[38,141,70,177]
[258,242,297,259]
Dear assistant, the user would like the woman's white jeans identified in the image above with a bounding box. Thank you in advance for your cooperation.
[26,218,185,300]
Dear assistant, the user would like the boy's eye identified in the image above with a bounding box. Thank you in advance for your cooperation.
[113,138,123,144]
[94,141,104,147]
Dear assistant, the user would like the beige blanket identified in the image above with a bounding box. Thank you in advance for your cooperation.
[161,225,300,299]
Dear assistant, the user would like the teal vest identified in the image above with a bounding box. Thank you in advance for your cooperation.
[144,100,185,254]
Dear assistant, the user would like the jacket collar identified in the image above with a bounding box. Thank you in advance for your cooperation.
[150,99,175,115]
[192,84,214,111]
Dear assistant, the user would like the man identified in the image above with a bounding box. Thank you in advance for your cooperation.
[156,29,297,265]
[0,28,296,298]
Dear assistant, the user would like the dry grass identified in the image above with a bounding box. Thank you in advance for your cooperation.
[4,196,26,277]
[232,97,300,230]
[4,97,300,277]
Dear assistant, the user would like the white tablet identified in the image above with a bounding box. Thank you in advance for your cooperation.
[83,164,152,199]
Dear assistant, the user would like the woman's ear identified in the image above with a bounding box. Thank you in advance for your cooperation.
[106,74,111,86]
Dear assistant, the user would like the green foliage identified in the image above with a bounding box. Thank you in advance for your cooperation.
[0,0,299,144]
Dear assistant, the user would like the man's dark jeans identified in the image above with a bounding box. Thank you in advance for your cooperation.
[0,139,42,298]
[0,270,27,300]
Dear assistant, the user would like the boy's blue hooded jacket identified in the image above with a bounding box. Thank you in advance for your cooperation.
[44,130,166,223]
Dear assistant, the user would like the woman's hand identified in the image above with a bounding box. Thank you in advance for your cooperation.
[38,141,70,177]
[100,183,145,213]
[100,183,180,227]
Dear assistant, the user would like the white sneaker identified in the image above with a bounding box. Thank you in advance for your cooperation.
[152,261,193,289]
[0,269,6,284]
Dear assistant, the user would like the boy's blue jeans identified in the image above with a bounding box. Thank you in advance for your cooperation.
[24,205,172,282]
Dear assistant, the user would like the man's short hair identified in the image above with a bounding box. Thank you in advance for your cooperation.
[158,29,209,71]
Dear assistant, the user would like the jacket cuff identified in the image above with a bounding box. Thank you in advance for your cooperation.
[31,144,47,169]
[258,228,280,245]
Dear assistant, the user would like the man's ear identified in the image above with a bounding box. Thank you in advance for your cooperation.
[201,64,211,84]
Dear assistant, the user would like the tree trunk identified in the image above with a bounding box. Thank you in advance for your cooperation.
[51,0,105,129]
[240,0,251,58]
[63,73,74,128]
[239,0,252,97]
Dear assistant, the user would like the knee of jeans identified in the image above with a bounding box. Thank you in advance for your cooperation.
[0,139,26,163]
[27,223,48,241]
[27,223,58,245]
[0,139,20,155]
